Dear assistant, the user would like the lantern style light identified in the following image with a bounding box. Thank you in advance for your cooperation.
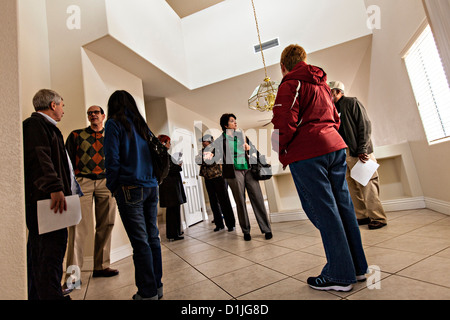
[248,0,279,112]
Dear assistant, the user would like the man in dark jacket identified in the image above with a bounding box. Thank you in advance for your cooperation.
[272,45,367,292]
[329,81,387,230]
[23,89,72,300]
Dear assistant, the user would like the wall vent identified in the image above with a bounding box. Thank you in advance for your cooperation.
[254,38,279,53]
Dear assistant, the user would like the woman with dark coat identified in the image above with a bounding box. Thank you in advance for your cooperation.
[158,135,186,241]
[104,90,163,300]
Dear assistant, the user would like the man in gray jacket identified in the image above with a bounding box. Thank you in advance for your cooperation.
[329,81,387,229]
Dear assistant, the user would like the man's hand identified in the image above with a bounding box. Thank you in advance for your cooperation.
[358,153,369,163]
[50,191,67,214]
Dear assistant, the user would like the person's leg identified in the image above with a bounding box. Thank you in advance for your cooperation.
[205,178,225,229]
[226,170,251,236]
[328,149,369,277]
[289,151,361,285]
[364,154,387,227]
[28,229,68,300]
[345,154,368,221]
[115,186,158,299]
[244,170,271,234]
[93,178,117,271]
[166,206,181,239]
[143,187,163,298]
[66,177,93,271]
[212,177,236,230]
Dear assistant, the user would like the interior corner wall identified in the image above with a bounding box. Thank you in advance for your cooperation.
[45,0,109,139]
[18,0,52,119]
[164,99,221,140]
[145,98,170,137]
[80,48,148,264]
[0,0,27,300]
[364,0,450,205]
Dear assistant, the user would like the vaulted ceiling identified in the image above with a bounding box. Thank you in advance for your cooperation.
[86,0,373,129]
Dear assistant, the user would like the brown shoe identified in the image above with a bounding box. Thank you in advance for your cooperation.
[92,268,119,278]
[357,218,371,225]
[368,221,387,230]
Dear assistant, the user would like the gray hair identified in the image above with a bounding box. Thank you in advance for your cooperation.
[32,89,63,111]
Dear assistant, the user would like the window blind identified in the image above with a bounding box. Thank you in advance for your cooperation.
[404,25,450,143]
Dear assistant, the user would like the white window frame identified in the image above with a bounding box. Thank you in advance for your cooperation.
[402,21,450,145]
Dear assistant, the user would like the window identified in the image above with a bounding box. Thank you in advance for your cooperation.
[403,25,450,144]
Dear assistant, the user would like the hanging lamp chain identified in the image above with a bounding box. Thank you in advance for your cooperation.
[251,0,268,80]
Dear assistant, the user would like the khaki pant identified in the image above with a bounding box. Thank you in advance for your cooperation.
[345,152,387,224]
[66,177,116,271]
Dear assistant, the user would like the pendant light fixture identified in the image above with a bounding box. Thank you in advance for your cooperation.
[248,0,279,112]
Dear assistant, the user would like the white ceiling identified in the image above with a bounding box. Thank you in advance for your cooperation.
[166,0,225,18]
[93,1,372,130]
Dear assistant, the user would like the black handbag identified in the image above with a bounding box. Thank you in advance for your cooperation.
[250,152,272,181]
[147,131,170,185]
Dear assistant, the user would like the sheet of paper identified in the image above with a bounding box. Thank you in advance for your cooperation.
[350,159,380,187]
[37,194,82,235]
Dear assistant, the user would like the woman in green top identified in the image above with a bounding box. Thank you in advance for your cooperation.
[210,114,272,241]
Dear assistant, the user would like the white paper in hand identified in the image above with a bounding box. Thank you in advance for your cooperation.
[350,159,380,187]
[37,195,82,235]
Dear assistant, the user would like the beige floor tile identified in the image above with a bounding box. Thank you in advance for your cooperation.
[85,283,136,300]
[76,209,450,301]
[387,209,446,226]
[180,247,232,266]
[347,275,450,300]
[67,271,91,300]
[162,254,192,275]
[374,234,450,255]
[299,243,326,258]
[238,277,340,300]
[235,244,294,263]
[162,267,208,294]
[171,242,216,257]
[436,247,450,259]
[83,259,135,299]
[363,246,428,273]
[163,279,233,300]
[398,256,450,288]
[195,255,255,278]
[359,228,399,246]
[211,264,287,298]
[207,237,266,254]
[408,224,450,240]
[271,234,322,251]
[260,251,326,276]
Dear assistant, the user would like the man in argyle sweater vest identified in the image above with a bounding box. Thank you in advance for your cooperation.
[65,106,119,291]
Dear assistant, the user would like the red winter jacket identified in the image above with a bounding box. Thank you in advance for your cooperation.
[271,61,347,167]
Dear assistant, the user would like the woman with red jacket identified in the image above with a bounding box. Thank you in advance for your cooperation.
[272,45,368,292]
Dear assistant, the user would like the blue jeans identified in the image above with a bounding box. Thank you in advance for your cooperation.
[115,186,162,298]
[289,149,368,284]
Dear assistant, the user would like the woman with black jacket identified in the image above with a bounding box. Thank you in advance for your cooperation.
[208,114,272,241]
[158,135,186,241]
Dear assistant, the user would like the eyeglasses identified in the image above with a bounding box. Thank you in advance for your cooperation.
[87,110,101,116]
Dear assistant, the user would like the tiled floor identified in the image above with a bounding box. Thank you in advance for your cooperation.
[70,208,450,300]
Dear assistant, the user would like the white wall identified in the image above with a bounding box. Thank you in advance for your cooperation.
[1,0,27,300]
[18,0,52,119]
[80,48,148,265]
[105,0,189,86]
[45,0,109,139]
[364,0,450,205]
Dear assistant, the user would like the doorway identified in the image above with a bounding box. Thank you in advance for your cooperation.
[171,128,205,227]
